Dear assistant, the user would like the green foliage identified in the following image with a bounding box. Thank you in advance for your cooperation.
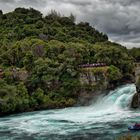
[93,42,134,74]
[129,47,140,62]
[33,88,45,104]
[23,51,34,70]
[107,65,122,82]
[0,80,30,113]
[0,8,135,115]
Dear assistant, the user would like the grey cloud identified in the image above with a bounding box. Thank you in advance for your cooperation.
[62,0,92,6]
[0,0,15,2]
[0,0,140,48]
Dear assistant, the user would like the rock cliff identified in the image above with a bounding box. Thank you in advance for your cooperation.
[77,66,109,105]
[131,62,140,108]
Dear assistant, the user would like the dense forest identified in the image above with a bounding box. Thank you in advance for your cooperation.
[0,8,139,115]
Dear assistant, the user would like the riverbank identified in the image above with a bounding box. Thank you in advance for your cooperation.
[0,79,134,117]
[119,135,140,140]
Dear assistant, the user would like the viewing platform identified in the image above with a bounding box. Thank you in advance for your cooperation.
[79,63,106,68]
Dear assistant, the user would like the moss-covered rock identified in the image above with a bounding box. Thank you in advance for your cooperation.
[131,93,140,108]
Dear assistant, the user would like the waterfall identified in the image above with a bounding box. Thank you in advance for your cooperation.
[92,84,136,111]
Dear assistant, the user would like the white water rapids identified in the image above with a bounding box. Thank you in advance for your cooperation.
[0,84,140,140]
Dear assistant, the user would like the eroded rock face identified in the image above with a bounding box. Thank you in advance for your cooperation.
[11,67,29,81]
[131,93,140,108]
[131,63,140,108]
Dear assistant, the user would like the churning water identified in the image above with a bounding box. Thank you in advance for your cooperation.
[0,84,140,140]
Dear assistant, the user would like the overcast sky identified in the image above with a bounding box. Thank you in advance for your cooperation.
[0,0,140,48]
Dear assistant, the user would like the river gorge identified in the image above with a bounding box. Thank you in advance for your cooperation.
[0,84,139,140]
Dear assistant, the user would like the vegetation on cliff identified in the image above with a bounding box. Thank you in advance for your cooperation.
[129,47,140,62]
[0,8,135,115]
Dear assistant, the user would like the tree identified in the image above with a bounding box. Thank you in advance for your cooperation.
[33,88,45,105]
[69,13,76,23]
[23,51,34,70]
[107,65,122,82]
[0,10,3,16]
[36,20,44,29]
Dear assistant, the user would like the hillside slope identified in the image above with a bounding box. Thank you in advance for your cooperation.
[0,8,134,115]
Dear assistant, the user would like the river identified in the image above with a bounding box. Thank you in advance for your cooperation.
[0,84,140,140]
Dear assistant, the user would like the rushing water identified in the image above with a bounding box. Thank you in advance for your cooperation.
[0,84,140,140]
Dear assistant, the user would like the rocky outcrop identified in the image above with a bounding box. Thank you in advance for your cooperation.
[11,67,29,81]
[77,89,106,106]
[131,63,140,108]
[78,65,134,106]
[79,66,108,87]
[78,66,109,105]
[131,93,140,108]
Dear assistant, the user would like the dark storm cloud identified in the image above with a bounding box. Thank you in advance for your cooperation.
[0,0,140,48]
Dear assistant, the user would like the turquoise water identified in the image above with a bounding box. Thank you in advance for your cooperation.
[0,84,140,140]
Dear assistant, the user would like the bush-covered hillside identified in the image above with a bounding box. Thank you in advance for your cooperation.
[0,8,134,115]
